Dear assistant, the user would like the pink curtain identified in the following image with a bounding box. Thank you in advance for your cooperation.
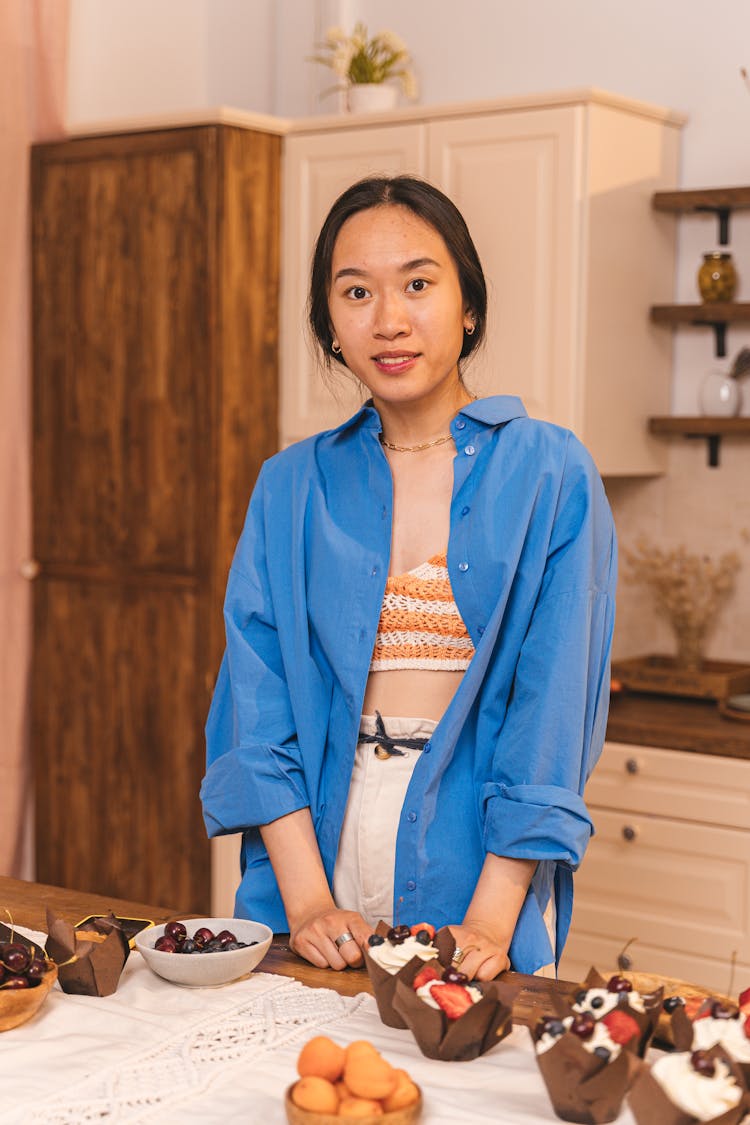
[1,1,69,877]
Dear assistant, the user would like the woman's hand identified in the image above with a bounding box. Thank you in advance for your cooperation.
[289,906,372,970]
[447,920,510,981]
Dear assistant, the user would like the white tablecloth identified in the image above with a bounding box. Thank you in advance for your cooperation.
[1,929,638,1125]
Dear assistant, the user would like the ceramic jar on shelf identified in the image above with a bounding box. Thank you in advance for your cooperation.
[697,251,737,302]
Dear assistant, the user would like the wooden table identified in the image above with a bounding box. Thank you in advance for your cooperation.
[1,875,569,1027]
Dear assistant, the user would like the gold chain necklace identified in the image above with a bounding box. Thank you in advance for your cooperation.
[380,433,454,453]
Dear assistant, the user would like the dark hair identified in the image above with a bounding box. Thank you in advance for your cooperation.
[308,175,487,370]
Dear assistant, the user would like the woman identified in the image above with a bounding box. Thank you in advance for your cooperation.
[201,176,616,982]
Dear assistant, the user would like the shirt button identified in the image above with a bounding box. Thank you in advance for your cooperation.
[371,566,379,577]
[423,741,432,754]
[406,880,416,891]
[381,505,387,519]
[458,561,469,572]
[460,505,470,517]
[407,811,417,823]
[477,625,485,636]
[464,445,475,456]
[455,419,466,430]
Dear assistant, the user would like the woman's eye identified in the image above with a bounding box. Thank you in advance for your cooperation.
[345,285,370,300]
[407,278,428,293]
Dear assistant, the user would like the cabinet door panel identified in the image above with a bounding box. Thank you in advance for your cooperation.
[569,808,750,966]
[32,138,212,572]
[32,579,209,913]
[281,125,425,442]
[427,109,582,426]
[587,742,750,830]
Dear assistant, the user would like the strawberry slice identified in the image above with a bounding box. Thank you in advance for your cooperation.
[410,922,435,940]
[739,986,750,1017]
[743,1015,750,1041]
[684,996,710,1021]
[412,963,441,991]
[602,1009,640,1046]
[430,982,475,1020]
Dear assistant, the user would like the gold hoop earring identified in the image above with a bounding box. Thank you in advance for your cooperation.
[331,340,342,354]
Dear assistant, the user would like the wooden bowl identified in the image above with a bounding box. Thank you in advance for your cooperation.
[284,1083,422,1125]
[0,962,58,1031]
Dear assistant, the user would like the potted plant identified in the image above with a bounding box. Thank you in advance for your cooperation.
[311,23,418,112]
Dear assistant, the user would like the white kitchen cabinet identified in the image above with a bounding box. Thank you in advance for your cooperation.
[560,741,750,991]
[281,90,684,474]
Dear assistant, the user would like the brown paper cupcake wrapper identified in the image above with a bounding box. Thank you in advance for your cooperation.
[531,1024,642,1124]
[670,1006,750,1087]
[45,908,130,997]
[555,966,664,1058]
[627,1046,749,1125]
[363,921,458,1031]
[392,968,517,1062]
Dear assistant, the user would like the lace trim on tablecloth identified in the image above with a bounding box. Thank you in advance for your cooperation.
[17,973,366,1124]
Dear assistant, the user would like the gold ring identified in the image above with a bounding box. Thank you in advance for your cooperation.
[452,946,465,965]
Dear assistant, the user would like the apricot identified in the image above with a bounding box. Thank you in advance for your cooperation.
[382,1070,420,1112]
[339,1096,384,1117]
[344,1047,397,1101]
[291,1075,339,1115]
[297,1035,346,1082]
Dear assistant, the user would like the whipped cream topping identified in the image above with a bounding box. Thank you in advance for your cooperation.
[650,1053,742,1122]
[691,1015,750,1064]
[416,979,483,1010]
[536,1015,622,1058]
[572,987,646,1018]
[367,935,438,972]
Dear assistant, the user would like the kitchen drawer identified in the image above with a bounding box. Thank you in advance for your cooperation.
[585,741,750,829]
[560,931,750,995]
[569,807,750,965]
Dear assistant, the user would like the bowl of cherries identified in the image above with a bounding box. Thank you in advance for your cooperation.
[0,937,58,1031]
[134,917,272,987]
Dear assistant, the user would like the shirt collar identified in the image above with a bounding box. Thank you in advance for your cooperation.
[331,395,527,439]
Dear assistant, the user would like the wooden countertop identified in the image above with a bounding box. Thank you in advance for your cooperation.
[607,690,750,760]
[1,876,567,1029]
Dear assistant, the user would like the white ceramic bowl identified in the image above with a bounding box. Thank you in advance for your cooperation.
[135,917,273,987]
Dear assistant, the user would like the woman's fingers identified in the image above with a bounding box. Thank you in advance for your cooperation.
[291,910,369,970]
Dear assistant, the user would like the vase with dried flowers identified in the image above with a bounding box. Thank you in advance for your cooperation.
[622,539,741,671]
[310,23,418,112]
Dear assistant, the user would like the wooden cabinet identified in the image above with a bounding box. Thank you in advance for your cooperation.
[559,741,750,990]
[281,91,684,474]
[30,123,281,912]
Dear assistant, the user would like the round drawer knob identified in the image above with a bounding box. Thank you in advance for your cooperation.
[619,952,634,970]
[622,825,638,842]
[19,559,40,580]
[625,758,639,775]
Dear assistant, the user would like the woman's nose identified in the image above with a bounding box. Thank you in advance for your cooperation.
[373,291,410,338]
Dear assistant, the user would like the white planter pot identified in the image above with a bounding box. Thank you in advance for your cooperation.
[347,83,399,113]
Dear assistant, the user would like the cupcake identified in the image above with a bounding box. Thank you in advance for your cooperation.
[561,967,664,1057]
[391,957,517,1062]
[668,994,750,1085]
[530,1009,641,1123]
[362,921,443,1029]
[627,1046,748,1125]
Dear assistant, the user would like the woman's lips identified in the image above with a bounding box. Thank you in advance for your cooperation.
[373,352,419,374]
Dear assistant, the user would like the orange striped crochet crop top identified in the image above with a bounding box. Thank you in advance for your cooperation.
[369,553,476,671]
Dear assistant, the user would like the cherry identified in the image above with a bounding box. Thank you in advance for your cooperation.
[386,925,411,945]
[193,927,214,948]
[154,935,178,953]
[2,943,31,974]
[367,934,385,947]
[663,996,685,1013]
[164,922,187,945]
[442,968,468,985]
[606,975,633,994]
[1,976,30,989]
[26,957,47,981]
[216,930,237,946]
[691,1050,716,1077]
[570,1012,596,1039]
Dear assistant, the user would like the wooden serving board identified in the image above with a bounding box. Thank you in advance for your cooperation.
[611,655,750,701]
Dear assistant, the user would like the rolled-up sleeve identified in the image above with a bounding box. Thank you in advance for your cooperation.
[482,438,617,870]
[201,468,310,836]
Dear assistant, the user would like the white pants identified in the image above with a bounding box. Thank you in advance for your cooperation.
[332,712,557,977]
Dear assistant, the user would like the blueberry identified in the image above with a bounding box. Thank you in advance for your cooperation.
[414,929,432,945]
[537,1017,565,1037]
[367,934,385,947]
[575,989,588,1004]
[593,1046,611,1061]
[591,996,604,1009]
[181,939,197,954]
[663,996,684,1013]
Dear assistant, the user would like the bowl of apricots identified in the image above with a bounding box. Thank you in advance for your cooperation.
[285,1034,422,1124]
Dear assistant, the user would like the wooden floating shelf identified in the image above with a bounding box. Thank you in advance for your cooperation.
[648,415,750,467]
[649,303,750,357]
[653,186,750,244]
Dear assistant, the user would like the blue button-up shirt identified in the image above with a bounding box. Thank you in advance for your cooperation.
[201,396,617,973]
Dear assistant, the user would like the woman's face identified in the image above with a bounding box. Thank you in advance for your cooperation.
[327,204,474,409]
